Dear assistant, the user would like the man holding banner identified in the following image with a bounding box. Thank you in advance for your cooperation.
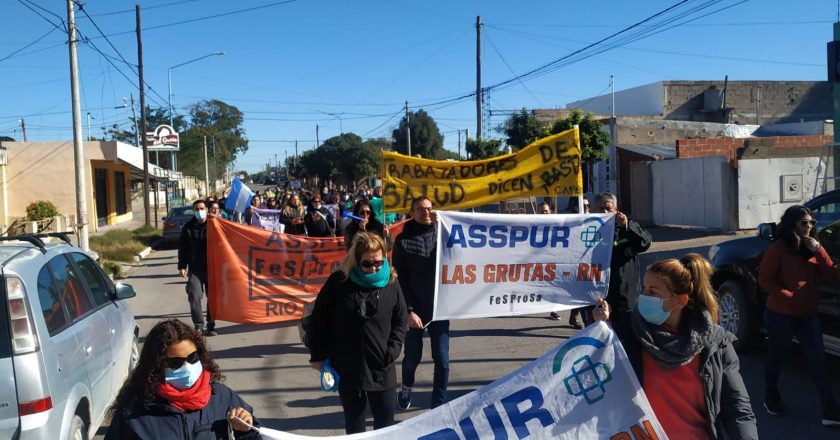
[393,196,449,411]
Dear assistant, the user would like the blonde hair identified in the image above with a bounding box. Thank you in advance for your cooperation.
[646,253,719,324]
[340,232,397,284]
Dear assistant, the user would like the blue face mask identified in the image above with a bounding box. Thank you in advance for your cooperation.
[194,210,207,221]
[636,295,672,326]
[164,360,203,390]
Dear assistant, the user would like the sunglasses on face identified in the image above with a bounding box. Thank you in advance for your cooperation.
[359,210,371,215]
[164,350,201,369]
[360,259,385,268]
[799,220,817,227]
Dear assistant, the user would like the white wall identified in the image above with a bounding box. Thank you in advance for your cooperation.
[566,82,664,116]
[650,156,734,229]
[737,157,829,229]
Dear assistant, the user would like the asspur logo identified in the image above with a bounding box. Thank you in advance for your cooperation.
[551,336,613,405]
[580,216,605,249]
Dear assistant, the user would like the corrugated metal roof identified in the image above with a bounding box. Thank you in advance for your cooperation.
[617,143,676,159]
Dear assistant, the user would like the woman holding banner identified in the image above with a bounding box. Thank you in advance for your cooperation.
[308,232,408,434]
[593,254,757,440]
[344,199,388,251]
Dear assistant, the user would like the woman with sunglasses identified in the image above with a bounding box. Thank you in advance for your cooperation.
[343,199,387,251]
[758,205,840,426]
[593,254,757,439]
[308,232,408,434]
[105,320,261,439]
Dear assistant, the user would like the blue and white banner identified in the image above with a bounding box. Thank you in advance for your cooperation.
[258,322,666,439]
[251,207,286,232]
[225,177,255,214]
[433,211,616,321]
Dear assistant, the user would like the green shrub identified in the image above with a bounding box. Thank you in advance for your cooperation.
[90,230,145,262]
[100,260,125,279]
[25,200,60,221]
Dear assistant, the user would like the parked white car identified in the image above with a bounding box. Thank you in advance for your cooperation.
[0,234,139,439]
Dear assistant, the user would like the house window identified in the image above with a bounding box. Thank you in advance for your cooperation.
[114,171,127,215]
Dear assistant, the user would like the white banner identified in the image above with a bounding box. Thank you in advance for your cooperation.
[259,322,666,439]
[251,207,286,233]
[433,211,615,321]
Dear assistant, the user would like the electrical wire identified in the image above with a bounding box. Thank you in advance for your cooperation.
[0,27,59,63]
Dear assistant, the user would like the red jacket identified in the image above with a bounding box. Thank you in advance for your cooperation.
[758,240,836,317]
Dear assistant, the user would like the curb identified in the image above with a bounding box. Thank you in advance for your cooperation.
[132,238,161,263]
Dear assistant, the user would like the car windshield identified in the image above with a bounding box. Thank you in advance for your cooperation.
[168,207,194,218]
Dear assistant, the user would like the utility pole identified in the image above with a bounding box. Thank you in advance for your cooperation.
[86,112,93,141]
[465,128,470,159]
[457,129,462,159]
[67,0,89,250]
[136,4,151,227]
[295,140,299,167]
[19,118,26,141]
[130,94,140,148]
[203,136,210,197]
[476,15,482,141]
[316,124,320,147]
[405,101,411,156]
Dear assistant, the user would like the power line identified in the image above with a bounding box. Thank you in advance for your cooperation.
[484,31,542,107]
[0,27,59,63]
[96,0,303,37]
[87,0,198,17]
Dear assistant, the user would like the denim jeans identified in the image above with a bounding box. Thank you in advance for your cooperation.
[186,271,213,330]
[764,308,836,411]
[401,320,450,408]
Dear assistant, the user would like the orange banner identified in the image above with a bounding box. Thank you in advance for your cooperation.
[207,217,407,324]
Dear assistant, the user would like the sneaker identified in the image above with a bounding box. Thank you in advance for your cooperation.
[397,385,412,410]
[764,391,785,416]
[203,329,218,337]
[568,318,583,330]
[823,406,840,427]
[548,312,561,321]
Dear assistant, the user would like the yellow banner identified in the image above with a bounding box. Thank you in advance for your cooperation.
[381,128,582,213]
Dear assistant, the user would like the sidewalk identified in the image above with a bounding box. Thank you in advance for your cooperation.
[91,206,168,236]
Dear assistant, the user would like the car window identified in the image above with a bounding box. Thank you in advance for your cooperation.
[70,253,112,307]
[170,207,194,217]
[812,198,840,257]
[47,255,93,321]
[37,266,68,334]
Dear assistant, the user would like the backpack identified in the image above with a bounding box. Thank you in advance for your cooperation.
[298,300,317,350]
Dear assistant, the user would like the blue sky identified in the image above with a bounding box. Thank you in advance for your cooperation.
[0,0,835,173]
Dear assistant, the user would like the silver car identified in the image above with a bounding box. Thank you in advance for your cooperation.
[0,234,139,439]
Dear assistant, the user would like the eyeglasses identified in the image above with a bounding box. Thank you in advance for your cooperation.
[360,259,385,268]
[799,220,817,227]
[164,350,201,369]
[414,206,433,212]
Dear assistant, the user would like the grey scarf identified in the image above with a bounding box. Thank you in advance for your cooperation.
[631,307,715,371]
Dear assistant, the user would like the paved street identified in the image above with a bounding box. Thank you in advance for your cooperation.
[96,234,840,439]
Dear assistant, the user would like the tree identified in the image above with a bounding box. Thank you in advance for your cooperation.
[465,138,503,160]
[392,109,444,159]
[549,109,609,164]
[0,136,15,142]
[503,109,549,151]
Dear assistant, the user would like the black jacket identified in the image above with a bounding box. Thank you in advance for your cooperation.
[104,382,262,440]
[178,217,208,274]
[344,218,386,251]
[392,220,438,323]
[606,219,651,313]
[305,205,339,237]
[623,324,758,440]
[308,271,407,391]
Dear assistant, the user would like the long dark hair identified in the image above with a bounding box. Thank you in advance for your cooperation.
[107,320,223,416]
[353,199,379,222]
[775,205,815,255]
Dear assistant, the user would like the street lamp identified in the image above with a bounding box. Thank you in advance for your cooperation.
[315,109,344,134]
[167,51,225,128]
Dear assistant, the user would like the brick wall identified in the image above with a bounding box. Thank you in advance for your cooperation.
[676,135,832,166]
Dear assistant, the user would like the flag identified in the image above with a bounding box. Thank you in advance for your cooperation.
[225,177,254,214]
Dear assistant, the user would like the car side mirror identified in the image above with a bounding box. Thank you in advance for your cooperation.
[114,283,137,300]
[757,222,776,240]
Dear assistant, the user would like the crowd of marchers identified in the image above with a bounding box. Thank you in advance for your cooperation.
[101,189,838,439]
